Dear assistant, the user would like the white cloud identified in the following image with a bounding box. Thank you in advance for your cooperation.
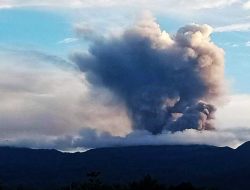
[231,43,240,47]
[0,0,244,33]
[214,23,250,32]
[0,2,12,9]
[4,124,249,150]
[246,41,250,46]
[0,0,85,9]
[176,0,239,10]
[0,0,239,10]
[215,94,250,129]
[58,38,79,44]
[0,50,132,149]
[243,0,250,9]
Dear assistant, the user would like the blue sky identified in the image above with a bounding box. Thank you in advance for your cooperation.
[0,9,73,56]
[1,0,250,150]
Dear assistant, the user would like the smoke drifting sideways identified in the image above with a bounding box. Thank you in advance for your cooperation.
[73,15,225,135]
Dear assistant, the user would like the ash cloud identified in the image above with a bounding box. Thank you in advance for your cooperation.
[73,14,225,134]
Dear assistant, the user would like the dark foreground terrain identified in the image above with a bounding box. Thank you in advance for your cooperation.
[1,142,250,189]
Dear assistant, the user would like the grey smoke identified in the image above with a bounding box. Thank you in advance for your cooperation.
[73,14,225,134]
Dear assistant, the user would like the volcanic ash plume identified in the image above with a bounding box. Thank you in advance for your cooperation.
[73,15,225,134]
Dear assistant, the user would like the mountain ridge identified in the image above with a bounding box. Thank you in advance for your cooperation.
[0,143,249,189]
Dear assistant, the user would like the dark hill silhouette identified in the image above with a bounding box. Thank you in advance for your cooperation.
[0,143,249,189]
[235,141,250,152]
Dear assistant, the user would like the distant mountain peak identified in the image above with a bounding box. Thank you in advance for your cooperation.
[237,141,250,151]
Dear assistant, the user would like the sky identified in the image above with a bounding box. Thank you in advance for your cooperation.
[1,0,250,151]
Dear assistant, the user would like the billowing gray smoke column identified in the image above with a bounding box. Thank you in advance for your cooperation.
[73,15,225,134]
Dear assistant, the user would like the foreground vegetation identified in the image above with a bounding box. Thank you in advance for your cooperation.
[60,172,215,190]
[0,173,216,190]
